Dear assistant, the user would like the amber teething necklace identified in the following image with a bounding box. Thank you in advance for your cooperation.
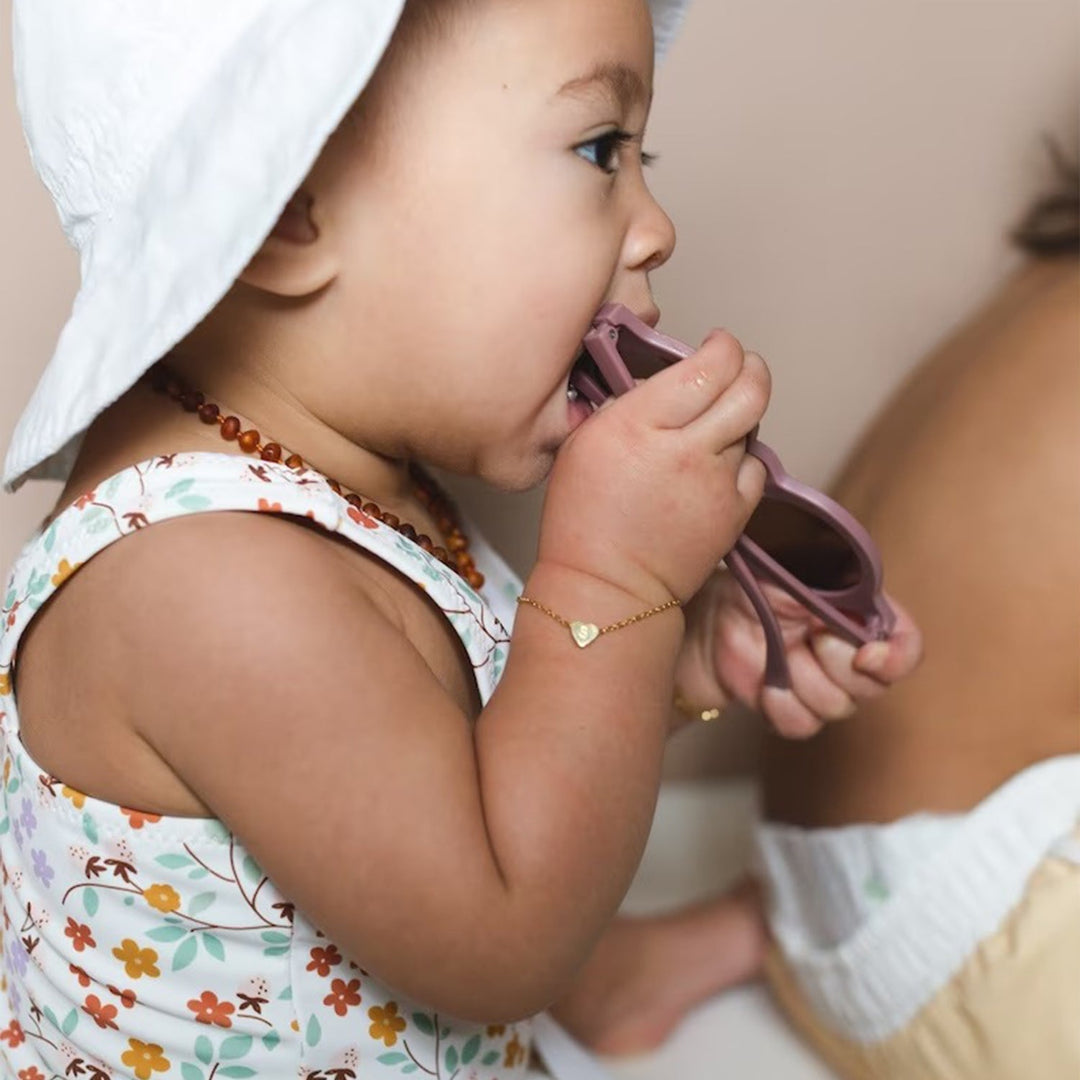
[148,364,484,589]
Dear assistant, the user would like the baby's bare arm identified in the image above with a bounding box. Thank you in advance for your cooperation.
[122,510,682,1023]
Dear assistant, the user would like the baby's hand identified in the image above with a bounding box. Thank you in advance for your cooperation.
[539,331,770,606]
[678,571,923,738]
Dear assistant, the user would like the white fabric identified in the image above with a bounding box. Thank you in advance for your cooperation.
[754,754,1080,1044]
[3,0,690,493]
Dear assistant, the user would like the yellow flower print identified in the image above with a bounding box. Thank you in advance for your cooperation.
[0,671,10,696]
[61,785,87,809]
[121,1038,171,1080]
[368,1001,407,1047]
[50,559,81,588]
[505,1032,527,1068]
[112,939,161,979]
[142,884,181,913]
[486,1024,506,1037]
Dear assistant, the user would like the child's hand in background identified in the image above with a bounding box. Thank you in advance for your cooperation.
[674,570,923,738]
[538,331,771,609]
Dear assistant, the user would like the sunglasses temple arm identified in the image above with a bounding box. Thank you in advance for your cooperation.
[726,542,792,690]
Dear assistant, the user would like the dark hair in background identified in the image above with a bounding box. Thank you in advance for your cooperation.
[1013,137,1079,256]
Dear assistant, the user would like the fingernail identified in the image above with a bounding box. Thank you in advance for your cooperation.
[816,634,856,665]
[855,642,890,674]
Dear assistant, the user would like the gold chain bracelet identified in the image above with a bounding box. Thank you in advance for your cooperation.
[673,694,722,723]
[516,594,680,649]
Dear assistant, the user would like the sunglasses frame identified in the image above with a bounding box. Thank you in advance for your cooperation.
[573,303,897,689]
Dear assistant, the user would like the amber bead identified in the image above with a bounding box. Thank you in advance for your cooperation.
[180,390,204,412]
[446,532,468,553]
[220,416,241,441]
[381,513,399,530]
[198,403,220,424]
[261,443,282,463]
[417,535,433,553]
[466,569,485,589]
[432,547,450,564]
[345,493,364,509]
[399,523,418,542]
[238,430,261,454]
[285,454,304,470]
[362,502,381,517]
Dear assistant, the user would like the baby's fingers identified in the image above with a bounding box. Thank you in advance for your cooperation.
[631,330,768,436]
[851,597,923,685]
[810,633,889,701]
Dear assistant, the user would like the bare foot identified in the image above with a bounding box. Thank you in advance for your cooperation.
[550,878,768,1056]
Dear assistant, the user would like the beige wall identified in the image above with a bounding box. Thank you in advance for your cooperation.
[1,2,1076,774]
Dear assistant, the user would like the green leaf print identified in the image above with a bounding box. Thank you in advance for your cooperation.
[181,1064,205,1080]
[189,867,210,880]
[0,817,9,835]
[201,933,226,961]
[4,588,16,608]
[173,935,199,971]
[377,1053,408,1065]
[481,1050,500,1066]
[204,820,230,842]
[218,1068,256,1078]
[305,1014,322,1048]
[188,891,216,916]
[262,945,289,958]
[195,1035,214,1065]
[218,1034,253,1060]
[28,572,49,596]
[61,1008,78,1036]
[82,888,99,917]
[43,523,57,553]
[155,853,194,869]
[6,775,20,794]
[444,1046,459,1073]
[401,1067,418,1076]
[166,479,196,499]
[260,930,289,945]
[148,925,187,943]
[242,854,263,883]
[261,1031,281,1052]
[82,812,98,844]
[461,1034,481,1065]
[42,1005,58,1030]
[179,495,214,511]
[85,512,114,535]
[411,1012,434,1036]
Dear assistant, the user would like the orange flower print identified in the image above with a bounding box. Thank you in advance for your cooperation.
[112,939,161,979]
[486,1024,506,1037]
[120,807,162,829]
[306,944,342,977]
[74,491,97,510]
[0,1020,25,1047]
[61,785,87,809]
[18,1068,46,1080]
[121,1038,171,1080]
[347,505,379,529]
[82,993,119,1030]
[64,917,96,952]
[323,977,362,1017]
[187,990,235,1028]
[51,559,81,588]
[368,1002,407,1047]
[107,984,139,1009]
[257,499,283,513]
[505,1032,527,1068]
[142,883,182,913]
[70,963,92,987]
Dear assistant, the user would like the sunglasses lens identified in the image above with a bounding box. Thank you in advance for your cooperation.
[743,499,862,590]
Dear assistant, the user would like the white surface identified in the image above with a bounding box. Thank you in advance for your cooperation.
[602,781,836,1080]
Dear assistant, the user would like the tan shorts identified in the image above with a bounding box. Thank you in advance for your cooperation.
[765,845,1080,1080]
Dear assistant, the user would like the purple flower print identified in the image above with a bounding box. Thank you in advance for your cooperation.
[7,938,29,977]
[11,818,22,850]
[30,847,54,887]
[19,797,36,838]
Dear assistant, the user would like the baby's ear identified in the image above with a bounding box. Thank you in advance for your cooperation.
[239,189,338,298]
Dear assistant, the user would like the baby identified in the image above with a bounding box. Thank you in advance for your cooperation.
[0,2,919,1077]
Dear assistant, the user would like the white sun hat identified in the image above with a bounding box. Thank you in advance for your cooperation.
[3,0,691,493]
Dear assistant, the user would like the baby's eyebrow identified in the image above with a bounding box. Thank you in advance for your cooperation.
[554,61,652,113]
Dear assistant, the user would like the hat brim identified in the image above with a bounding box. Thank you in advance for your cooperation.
[4,0,691,492]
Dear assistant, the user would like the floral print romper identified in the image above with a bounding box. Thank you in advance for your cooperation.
[0,452,549,1080]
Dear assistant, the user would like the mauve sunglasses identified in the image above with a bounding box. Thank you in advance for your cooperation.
[570,303,897,689]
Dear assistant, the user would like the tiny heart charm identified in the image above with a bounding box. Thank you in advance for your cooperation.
[570,621,600,648]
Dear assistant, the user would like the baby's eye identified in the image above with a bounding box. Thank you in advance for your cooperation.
[574,130,657,176]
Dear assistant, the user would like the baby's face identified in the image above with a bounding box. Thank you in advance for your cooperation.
[314,0,675,490]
